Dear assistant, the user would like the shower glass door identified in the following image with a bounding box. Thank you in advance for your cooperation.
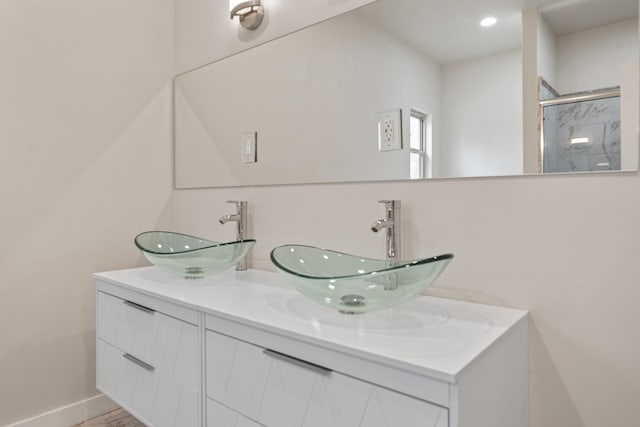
[541,90,621,173]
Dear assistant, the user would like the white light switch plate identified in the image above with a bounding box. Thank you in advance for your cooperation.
[241,132,257,163]
[377,109,402,152]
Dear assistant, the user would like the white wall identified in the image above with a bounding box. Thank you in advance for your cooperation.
[537,14,557,88]
[522,7,541,174]
[0,0,174,425]
[556,18,638,94]
[439,49,523,178]
[172,2,640,427]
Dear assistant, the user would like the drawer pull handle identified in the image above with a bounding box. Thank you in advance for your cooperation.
[124,300,155,314]
[263,349,332,375]
[123,353,155,372]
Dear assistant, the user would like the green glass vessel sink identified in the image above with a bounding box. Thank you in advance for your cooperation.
[135,231,255,278]
[270,245,453,314]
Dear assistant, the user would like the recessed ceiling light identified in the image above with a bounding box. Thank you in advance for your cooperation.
[480,16,497,27]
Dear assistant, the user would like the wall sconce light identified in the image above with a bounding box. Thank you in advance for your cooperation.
[230,0,264,30]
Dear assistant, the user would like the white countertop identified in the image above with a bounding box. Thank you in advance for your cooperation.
[94,266,527,383]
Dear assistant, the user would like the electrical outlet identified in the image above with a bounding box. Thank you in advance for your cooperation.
[377,109,402,151]
[383,119,394,142]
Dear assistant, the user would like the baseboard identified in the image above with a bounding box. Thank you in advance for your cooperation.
[4,394,118,427]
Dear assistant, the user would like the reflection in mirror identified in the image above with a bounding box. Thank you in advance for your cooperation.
[534,0,639,174]
[174,0,638,189]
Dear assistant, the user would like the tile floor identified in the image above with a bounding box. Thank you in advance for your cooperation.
[71,408,144,427]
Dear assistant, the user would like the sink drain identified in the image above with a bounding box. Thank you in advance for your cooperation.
[339,294,366,314]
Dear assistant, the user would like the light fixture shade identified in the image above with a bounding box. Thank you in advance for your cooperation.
[230,0,264,30]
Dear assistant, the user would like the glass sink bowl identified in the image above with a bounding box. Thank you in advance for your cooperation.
[270,245,453,314]
[135,231,256,278]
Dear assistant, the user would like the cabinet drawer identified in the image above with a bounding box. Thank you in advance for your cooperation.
[97,339,199,427]
[205,330,448,427]
[207,399,262,427]
[97,291,199,389]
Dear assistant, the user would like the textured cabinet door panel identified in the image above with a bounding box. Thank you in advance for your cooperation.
[258,355,319,427]
[97,339,140,408]
[236,417,262,427]
[205,330,448,427]
[206,331,271,418]
[97,339,157,421]
[359,385,448,427]
[301,368,448,427]
[174,384,199,427]
[149,372,200,427]
[208,399,238,427]
[98,291,199,389]
[97,290,200,427]
[205,331,238,401]
[97,339,199,427]
[97,292,119,344]
[207,399,263,427]
[98,291,155,359]
[151,312,199,389]
[300,371,376,427]
[129,356,158,419]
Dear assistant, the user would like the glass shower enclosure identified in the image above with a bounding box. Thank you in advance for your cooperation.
[540,86,621,173]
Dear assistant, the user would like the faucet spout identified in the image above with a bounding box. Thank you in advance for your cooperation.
[220,201,249,271]
[371,218,394,233]
[219,213,240,224]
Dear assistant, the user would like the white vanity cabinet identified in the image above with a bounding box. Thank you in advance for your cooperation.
[95,280,201,427]
[95,267,528,427]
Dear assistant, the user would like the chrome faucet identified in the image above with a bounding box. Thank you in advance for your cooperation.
[219,200,249,271]
[371,200,401,262]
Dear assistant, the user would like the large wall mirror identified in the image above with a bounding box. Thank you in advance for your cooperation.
[174,0,639,189]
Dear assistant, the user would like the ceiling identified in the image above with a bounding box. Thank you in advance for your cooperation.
[360,0,638,64]
[540,0,638,36]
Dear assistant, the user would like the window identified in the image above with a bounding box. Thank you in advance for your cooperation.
[409,110,431,179]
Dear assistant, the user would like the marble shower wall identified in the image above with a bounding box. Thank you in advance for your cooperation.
[543,95,621,172]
